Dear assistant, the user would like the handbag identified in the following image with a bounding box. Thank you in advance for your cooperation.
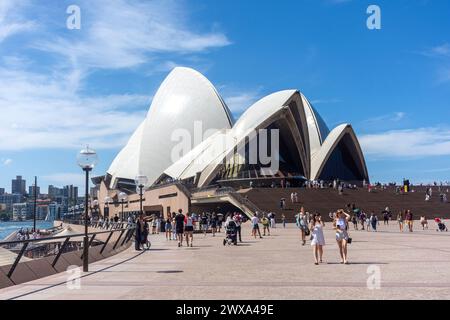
[305,228,310,236]
[347,237,352,244]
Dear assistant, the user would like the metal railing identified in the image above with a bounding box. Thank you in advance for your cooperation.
[0,222,136,280]
[62,219,130,231]
[227,191,262,217]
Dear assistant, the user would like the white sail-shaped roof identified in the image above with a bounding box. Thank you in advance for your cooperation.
[107,67,369,190]
[300,93,330,157]
[310,124,368,181]
[108,67,234,187]
[107,121,145,188]
[197,90,310,187]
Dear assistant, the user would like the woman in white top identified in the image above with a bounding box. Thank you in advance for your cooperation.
[334,209,350,264]
[310,213,325,265]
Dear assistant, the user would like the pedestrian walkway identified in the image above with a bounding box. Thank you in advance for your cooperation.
[1,222,450,300]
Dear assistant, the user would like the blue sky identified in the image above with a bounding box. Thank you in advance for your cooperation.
[0,0,449,193]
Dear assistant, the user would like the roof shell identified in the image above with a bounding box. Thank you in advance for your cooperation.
[108,67,234,187]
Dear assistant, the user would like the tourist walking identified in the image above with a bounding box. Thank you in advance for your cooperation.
[397,211,404,232]
[281,214,286,228]
[135,215,144,251]
[420,216,428,230]
[351,214,358,230]
[251,214,263,239]
[142,219,150,249]
[210,213,218,237]
[200,213,209,236]
[310,213,325,265]
[165,215,172,240]
[370,212,378,232]
[171,212,177,240]
[184,212,194,247]
[175,209,185,247]
[261,214,270,236]
[382,207,390,225]
[233,212,243,242]
[217,214,223,233]
[359,211,366,231]
[151,215,157,234]
[405,210,414,232]
[296,207,308,246]
[269,212,276,228]
[334,209,350,264]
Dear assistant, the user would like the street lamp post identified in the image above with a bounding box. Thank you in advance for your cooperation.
[118,192,127,221]
[77,146,98,273]
[135,175,148,217]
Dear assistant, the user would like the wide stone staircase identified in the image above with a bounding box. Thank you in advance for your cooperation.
[243,186,450,222]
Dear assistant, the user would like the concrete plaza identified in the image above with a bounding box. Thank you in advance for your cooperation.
[1,221,450,300]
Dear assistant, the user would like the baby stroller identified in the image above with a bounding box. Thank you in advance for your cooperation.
[435,218,448,232]
[223,220,238,246]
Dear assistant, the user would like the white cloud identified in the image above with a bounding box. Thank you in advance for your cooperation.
[0,0,231,151]
[0,65,149,150]
[35,0,230,70]
[359,127,450,159]
[423,43,450,57]
[223,91,261,116]
[0,0,36,42]
[362,112,406,124]
[1,158,13,166]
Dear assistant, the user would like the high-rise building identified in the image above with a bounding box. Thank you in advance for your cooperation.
[48,185,63,198]
[0,188,5,195]
[29,185,40,197]
[63,185,78,205]
[12,176,26,195]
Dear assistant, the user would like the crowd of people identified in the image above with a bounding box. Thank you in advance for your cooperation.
[132,210,248,250]
[15,228,42,241]
[292,202,450,265]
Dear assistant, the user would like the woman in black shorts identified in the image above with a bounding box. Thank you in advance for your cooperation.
[184,212,194,247]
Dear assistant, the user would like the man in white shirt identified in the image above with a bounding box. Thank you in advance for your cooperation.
[251,214,262,239]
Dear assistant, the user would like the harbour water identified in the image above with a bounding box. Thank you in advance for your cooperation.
[0,221,54,241]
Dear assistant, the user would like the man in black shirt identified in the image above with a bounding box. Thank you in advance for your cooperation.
[175,209,185,247]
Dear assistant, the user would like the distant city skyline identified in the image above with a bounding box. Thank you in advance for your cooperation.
[1,0,450,191]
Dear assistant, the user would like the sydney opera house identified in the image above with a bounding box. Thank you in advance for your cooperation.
[95,67,368,218]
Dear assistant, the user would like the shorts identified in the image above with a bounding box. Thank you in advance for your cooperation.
[176,226,184,234]
[252,224,259,230]
[165,223,172,230]
[185,226,194,232]
[335,230,349,242]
